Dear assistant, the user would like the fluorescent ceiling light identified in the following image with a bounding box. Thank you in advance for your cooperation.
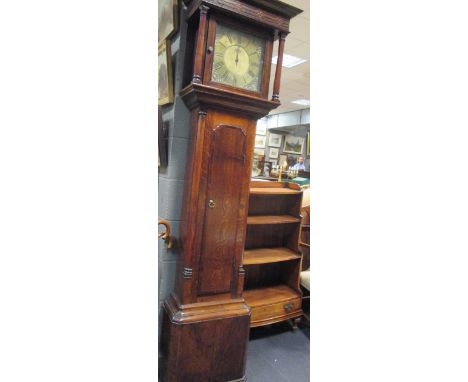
[272,54,307,68]
[291,99,310,106]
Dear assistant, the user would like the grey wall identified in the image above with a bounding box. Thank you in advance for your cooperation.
[158,4,190,330]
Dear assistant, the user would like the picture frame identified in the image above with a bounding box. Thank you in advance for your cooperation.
[270,159,278,167]
[268,133,282,148]
[255,135,266,148]
[254,148,265,158]
[256,119,267,135]
[268,147,279,159]
[282,135,305,155]
[307,131,310,156]
[158,106,169,167]
[158,40,174,106]
[158,0,179,42]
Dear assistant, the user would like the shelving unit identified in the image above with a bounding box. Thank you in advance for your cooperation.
[243,181,303,328]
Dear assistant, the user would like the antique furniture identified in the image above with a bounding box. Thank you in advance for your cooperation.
[160,1,302,381]
[244,181,303,327]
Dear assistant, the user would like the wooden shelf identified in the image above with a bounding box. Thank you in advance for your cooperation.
[243,284,301,307]
[247,215,300,225]
[243,247,301,265]
[250,187,301,195]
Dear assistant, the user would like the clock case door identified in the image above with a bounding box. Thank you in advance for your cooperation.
[203,13,274,99]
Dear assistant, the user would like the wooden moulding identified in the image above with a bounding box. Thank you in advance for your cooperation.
[246,215,300,225]
[180,83,280,118]
[184,0,302,33]
[164,293,250,324]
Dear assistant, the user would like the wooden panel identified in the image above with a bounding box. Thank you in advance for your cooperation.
[248,194,302,216]
[245,223,300,250]
[243,284,301,326]
[197,118,250,296]
[243,260,301,290]
[250,187,301,195]
[247,215,300,225]
[243,247,300,265]
[163,306,250,382]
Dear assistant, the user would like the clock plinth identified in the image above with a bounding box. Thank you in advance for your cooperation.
[160,294,250,382]
[160,1,302,381]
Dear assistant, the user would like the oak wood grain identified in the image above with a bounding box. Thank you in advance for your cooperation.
[243,247,301,265]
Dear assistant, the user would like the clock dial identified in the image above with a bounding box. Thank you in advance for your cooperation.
[212,24,265,92]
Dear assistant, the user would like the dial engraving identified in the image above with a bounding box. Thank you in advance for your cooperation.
[212,24,265,92]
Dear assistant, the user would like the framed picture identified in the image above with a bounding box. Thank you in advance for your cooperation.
[268,133,282,148]
[269,147,279,159]
[255,135,266,148]
[279,154,288,167]
[158,40,174,106]
[158,0,179,42]
[254,148,265,158]
[283,135,305,155]
[158,106,168,167]
[270,159,278,167]
[256,119,267,135]
[307,131,310,156]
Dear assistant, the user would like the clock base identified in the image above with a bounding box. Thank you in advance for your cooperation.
[160,294,251,382]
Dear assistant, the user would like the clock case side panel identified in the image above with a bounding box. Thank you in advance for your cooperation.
[176,110,209,304]
[202,12,274,100]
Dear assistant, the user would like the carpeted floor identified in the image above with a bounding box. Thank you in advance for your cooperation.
[245,320,310,382]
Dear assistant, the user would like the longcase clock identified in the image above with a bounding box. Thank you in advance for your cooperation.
[160,1,302,381]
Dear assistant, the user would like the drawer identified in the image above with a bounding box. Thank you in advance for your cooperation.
[250,297,301,323]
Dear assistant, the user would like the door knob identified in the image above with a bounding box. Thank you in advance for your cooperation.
[208,199,216,208]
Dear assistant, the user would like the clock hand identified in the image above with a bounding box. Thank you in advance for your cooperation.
[235,47,239,66]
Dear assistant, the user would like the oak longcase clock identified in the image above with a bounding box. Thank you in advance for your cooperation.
[160,1,302,381]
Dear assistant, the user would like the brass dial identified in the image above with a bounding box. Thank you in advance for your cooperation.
[212,24,265,92]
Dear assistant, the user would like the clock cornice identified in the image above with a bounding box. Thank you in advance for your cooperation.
[185,0,302,34]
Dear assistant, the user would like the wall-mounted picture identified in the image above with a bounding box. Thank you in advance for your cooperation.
[283,135,305,155]
[255,135,266,148]
[269,147,279,159]
[158,0,179,42]
[254,148,265,158]
[256,120,267,135]
[158,40,174,106]
[270,159,278,167]
[268,133,282,148]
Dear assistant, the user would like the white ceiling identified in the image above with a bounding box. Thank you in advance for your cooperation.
[268,0,310,115]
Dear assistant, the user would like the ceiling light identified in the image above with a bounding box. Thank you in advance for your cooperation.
[291,99,310,106]
[272,54,307,68]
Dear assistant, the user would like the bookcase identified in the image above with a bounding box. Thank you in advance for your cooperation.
[243,181,303,328]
